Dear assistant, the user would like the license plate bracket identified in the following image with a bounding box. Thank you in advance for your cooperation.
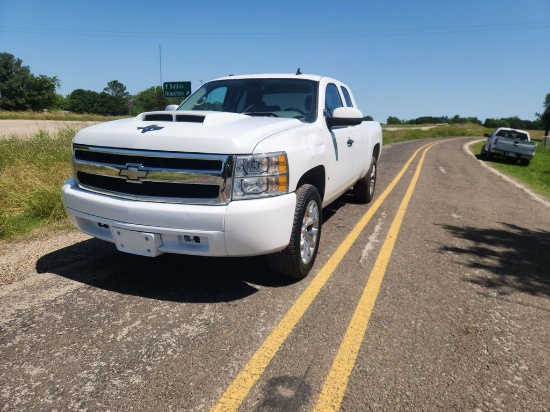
[112,227,162,257]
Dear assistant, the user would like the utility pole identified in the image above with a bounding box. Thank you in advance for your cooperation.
[159,44,163,88]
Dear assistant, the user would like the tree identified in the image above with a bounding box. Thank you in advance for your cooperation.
[386,116,402,125]
[483,116,541,130]
[66,89,100,114]
[25,74,60,111]
[131,86,178,115]
[0,53,30,110]
[538,93,550,136]
[0,53,59,111]
[93,80,130,116]
[103,80,130,100]
[54,93,68,111]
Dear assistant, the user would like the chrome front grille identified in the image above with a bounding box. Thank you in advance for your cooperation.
[72,144,234,204]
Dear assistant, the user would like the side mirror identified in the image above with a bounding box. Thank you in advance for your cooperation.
[165,104,178,111]
[326,107,364,128]
[484,133,490,137]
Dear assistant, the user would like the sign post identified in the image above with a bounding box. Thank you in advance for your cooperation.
[163,82,191,99]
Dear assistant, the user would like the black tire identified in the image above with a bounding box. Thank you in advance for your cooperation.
[484,146,492,160]
[520,158,530,166]
[353,156,377,204]
[267,184,322,279]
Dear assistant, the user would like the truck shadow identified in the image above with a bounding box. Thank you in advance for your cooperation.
[323,189,365,222]
[36,190,362,303]
[475,153,528,166]
[36,238,297,303]
[439,223,550,297]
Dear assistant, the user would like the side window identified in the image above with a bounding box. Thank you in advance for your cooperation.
[325,83,343,116]
[341,87,353,107]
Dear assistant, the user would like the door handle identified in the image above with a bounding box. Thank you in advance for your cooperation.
[347,138,354,147]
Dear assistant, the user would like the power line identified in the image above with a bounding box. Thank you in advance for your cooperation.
[1,21,549,40]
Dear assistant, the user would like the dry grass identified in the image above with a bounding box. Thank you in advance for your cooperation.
[0,111,123,122]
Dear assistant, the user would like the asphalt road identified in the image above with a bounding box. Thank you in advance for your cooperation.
[1,137,549,411]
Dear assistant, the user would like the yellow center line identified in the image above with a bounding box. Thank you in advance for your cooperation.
[313,142,437,411]
[211,142,436,412]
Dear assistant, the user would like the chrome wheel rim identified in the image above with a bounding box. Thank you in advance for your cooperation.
[300,199,320,264]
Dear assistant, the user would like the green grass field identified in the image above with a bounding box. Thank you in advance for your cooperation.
[1,119,548,242]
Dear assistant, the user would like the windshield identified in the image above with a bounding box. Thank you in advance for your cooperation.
[178,78,318,123]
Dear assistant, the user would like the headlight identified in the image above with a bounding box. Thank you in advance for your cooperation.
[232,152,289,199]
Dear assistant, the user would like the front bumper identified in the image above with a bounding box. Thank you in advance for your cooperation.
[62,178,296,257]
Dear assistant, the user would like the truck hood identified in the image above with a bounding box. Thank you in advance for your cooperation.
[73,111,304,153]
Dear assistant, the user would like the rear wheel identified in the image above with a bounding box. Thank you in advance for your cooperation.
[520,158,530,166]
[267,184,322,279]
[353,156,377,204]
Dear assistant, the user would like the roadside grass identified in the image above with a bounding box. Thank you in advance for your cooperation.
[471,141,550,199]
[382,123,489,144]
[0,128,75,241]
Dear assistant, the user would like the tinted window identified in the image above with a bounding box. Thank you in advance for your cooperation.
[496,129,529,141]
[325,83,343,116]
[341,87,353,107]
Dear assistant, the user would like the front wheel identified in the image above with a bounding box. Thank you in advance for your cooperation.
[353,156,377,204]
[267,184,322,279]
[484,145,492,160]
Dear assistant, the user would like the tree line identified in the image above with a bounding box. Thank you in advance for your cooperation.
[386,114,546,132]
[0,53,178,116]
[1,52,549,134]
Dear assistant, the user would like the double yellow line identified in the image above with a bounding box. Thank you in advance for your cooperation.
[212,142,438,412]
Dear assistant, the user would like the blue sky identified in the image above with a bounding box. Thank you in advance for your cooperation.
[1,0,549,123]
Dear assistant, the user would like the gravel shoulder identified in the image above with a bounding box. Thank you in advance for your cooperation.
[0,231,91,286]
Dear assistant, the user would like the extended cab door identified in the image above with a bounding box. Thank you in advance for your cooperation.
[323,83,362,197]
[340,84,369,176]
[325,83,365,196]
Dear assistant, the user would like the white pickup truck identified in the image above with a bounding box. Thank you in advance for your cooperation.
[62,73,382,279]
[481,127,537,166]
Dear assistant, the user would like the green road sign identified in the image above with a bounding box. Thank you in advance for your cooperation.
[163,81,191,99]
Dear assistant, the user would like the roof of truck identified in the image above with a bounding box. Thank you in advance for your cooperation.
[212,73,325,82]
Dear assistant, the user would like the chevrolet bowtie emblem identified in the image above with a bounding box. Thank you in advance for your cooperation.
[120,163,147,183]
[137,124,164,133]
